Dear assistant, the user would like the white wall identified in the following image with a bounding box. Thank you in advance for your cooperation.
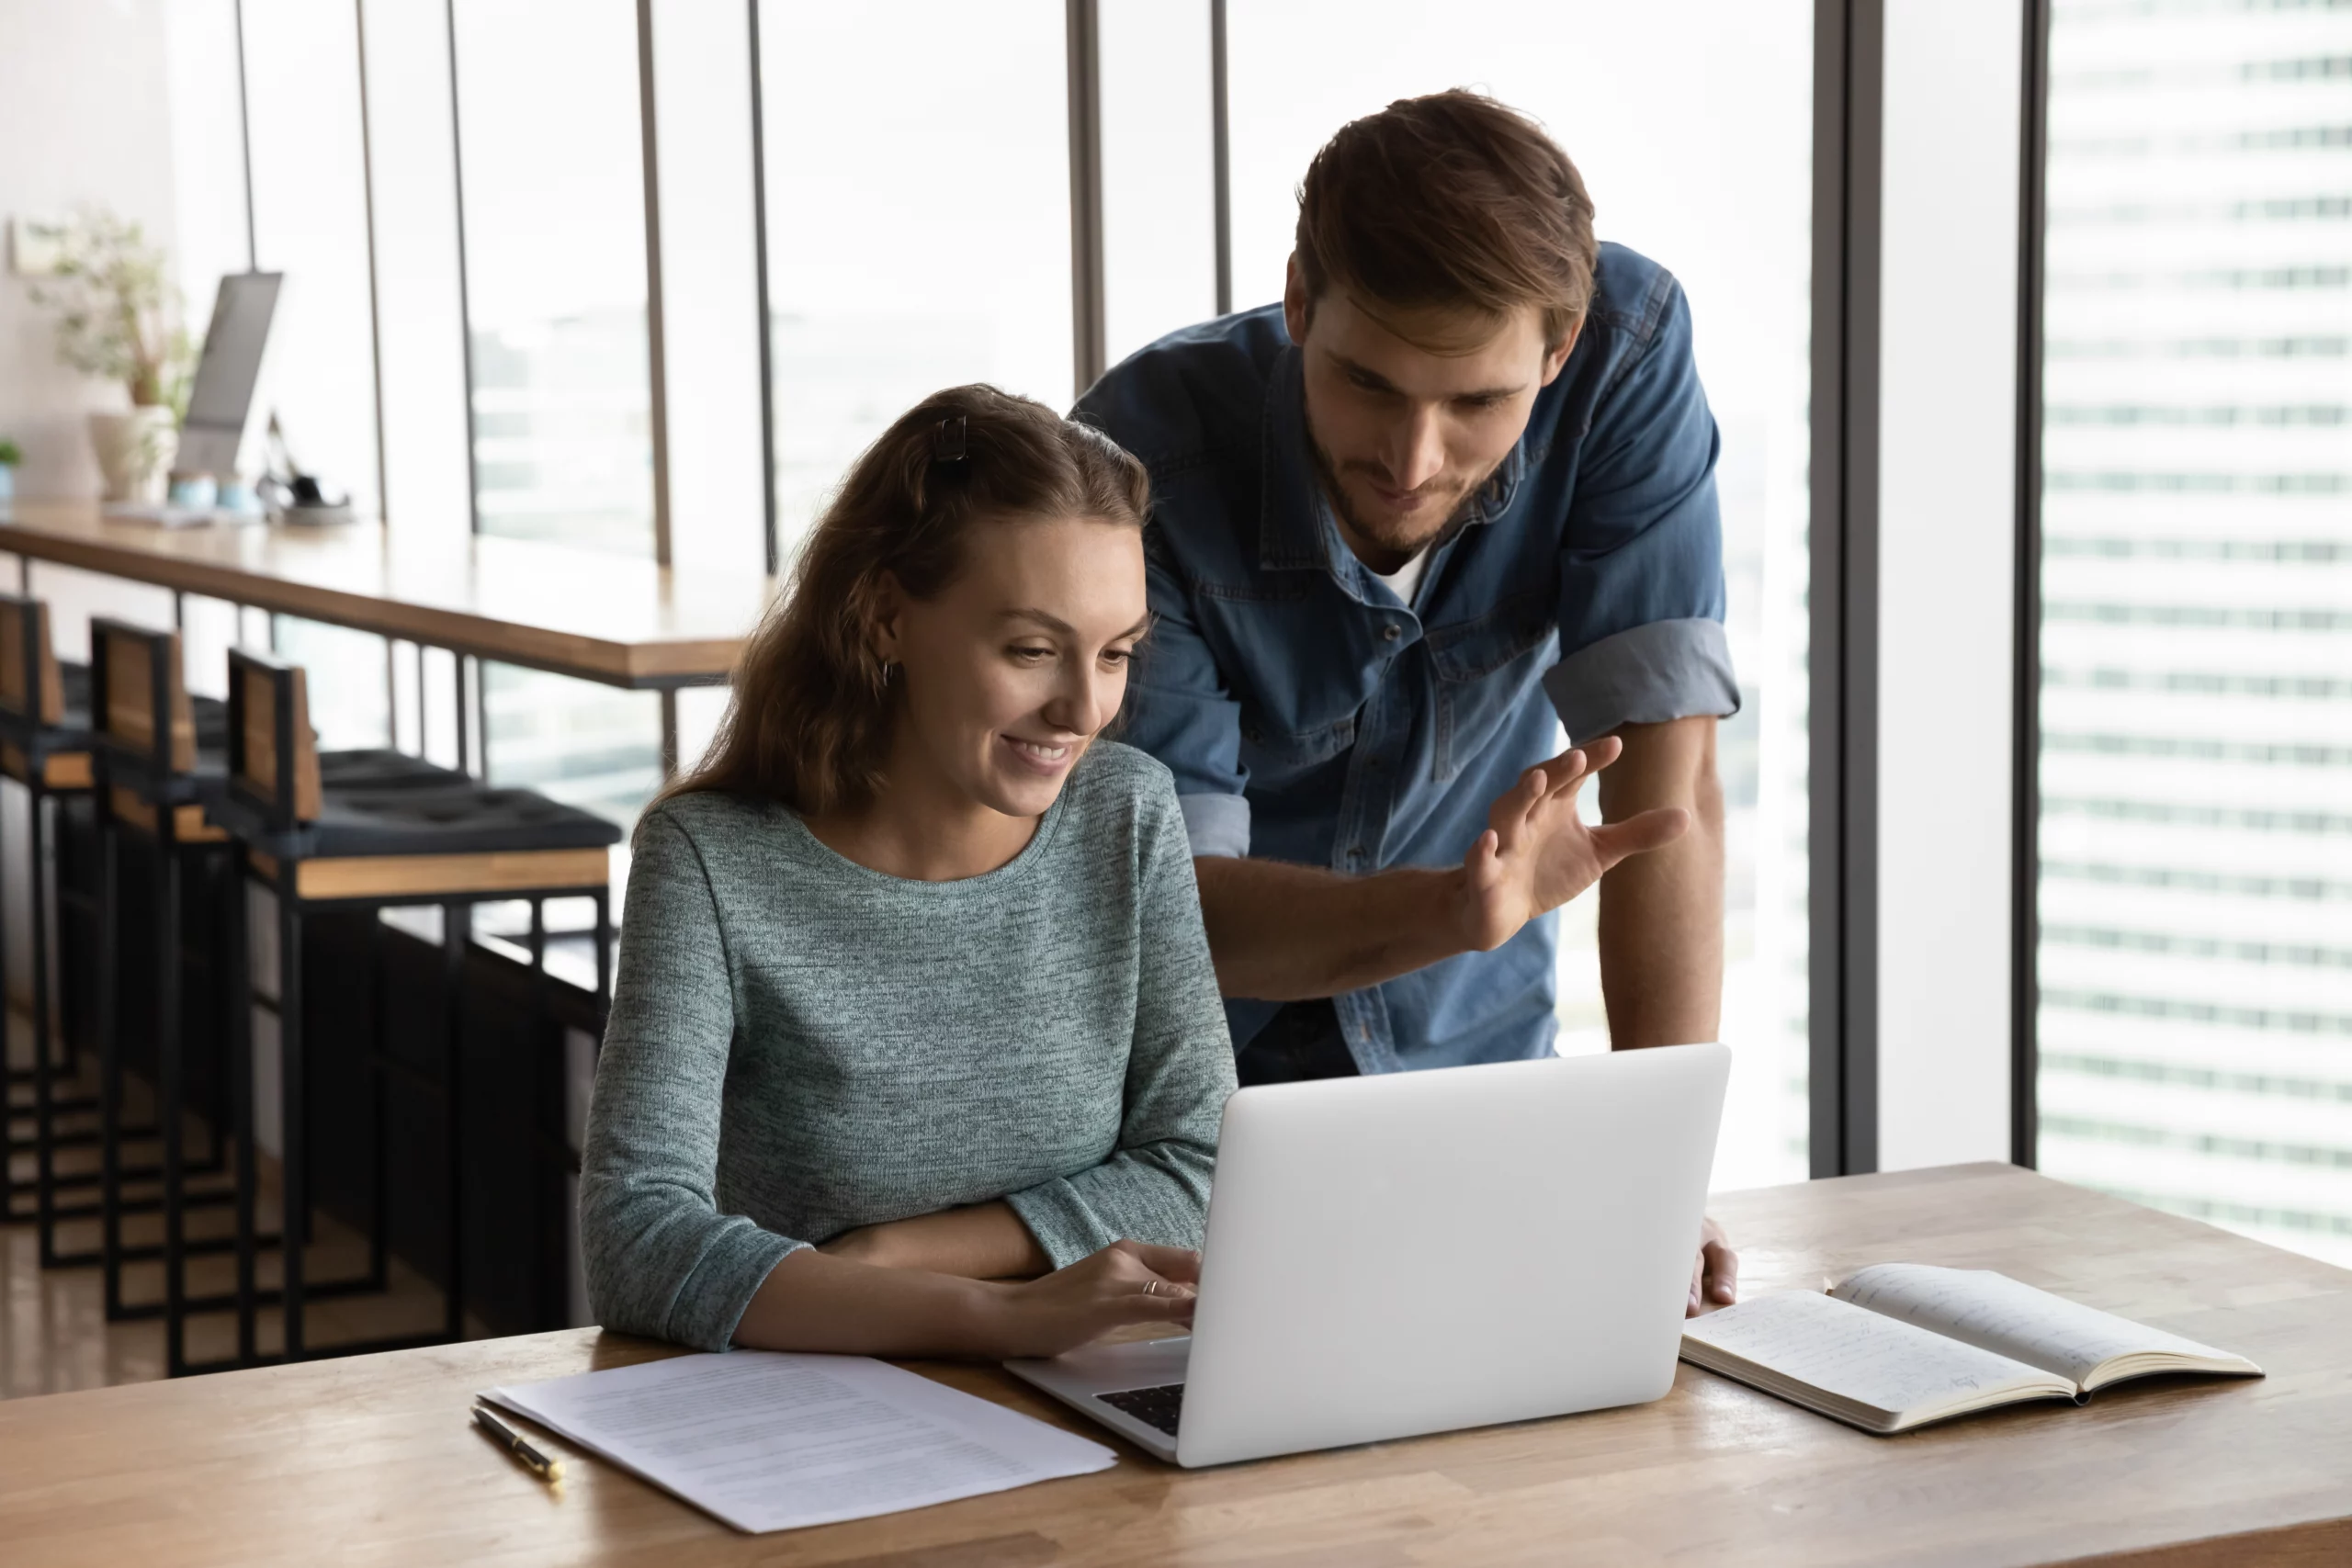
[1875,0,2023,1169]
[0,0,208,1008]
[0,0,232,652]
[0,0,185,499]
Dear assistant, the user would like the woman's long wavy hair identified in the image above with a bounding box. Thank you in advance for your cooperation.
[663,384,1150,816]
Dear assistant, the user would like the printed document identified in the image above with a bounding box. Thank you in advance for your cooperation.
[484,1351,1116,1533]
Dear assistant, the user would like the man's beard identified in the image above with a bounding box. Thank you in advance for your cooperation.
[1305,427,1498,563]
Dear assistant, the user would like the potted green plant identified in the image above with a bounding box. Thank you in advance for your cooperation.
[29,209,192,503]
[0,438,19,506]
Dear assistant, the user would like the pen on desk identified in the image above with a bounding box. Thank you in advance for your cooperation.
[473,1403,565,1484]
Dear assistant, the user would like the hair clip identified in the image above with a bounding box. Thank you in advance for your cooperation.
[932,414,968,464]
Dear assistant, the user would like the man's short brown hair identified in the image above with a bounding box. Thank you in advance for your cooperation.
[1295,89,1597,349]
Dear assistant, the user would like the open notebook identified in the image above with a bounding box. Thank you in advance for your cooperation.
[1679,1263,2262,1435]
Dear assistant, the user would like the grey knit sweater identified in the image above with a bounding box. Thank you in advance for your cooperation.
[579,741,1237,1352]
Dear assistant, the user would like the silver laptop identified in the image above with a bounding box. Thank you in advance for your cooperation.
[1007,1042,1729,1467]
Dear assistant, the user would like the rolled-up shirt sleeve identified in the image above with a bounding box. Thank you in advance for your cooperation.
[1544,274,1742,741]
[1125,529,1251,857]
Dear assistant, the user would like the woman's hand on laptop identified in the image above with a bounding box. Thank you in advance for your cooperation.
[1457,736,1690,953]
[732,1237,1196,1360]
[978,1239,1201,1359]
[1689,1216,1738,1316]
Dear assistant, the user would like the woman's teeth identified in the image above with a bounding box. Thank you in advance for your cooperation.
[1009,739,1069,762]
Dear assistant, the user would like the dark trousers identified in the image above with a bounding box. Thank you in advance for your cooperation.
[1234,998,1361,1086]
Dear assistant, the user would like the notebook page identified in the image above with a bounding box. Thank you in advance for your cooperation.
[1681,1290,2068,1420]
[1831,1264,2251,1386]
[485,1351,1114,1534]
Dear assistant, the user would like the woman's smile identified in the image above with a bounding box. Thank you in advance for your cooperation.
[1001,733,1078,774]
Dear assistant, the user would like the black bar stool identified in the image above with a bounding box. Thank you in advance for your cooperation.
[85,617,248,1342]
[0,592,101,1265]
[210,646,617,1371]
[85,617,465,1372]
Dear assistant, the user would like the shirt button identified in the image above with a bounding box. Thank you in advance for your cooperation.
[1382,624,1402,642]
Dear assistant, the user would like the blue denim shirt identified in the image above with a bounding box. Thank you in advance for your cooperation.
[1075,242,1737,1073]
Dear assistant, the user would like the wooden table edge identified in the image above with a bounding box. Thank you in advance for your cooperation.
[0,517,744,689]
[2052,1516,2352,1568]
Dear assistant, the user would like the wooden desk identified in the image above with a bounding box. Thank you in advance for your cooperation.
[0,502,767,688]
[4,1164,2346,1566]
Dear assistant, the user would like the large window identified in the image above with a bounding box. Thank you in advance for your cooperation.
[135,3,1823,1188]
[447,0,667,829]
[755,0,1074,564]
[450,0,656,557]
[1099,2,1219,362]
[1227,1,1815,1189]
[116,0,2352,1218]
[238,2,398,739]
[2032,0,2352,1265]
[240,0,382,520]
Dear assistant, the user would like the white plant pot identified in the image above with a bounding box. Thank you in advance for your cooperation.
[88,407,179,503]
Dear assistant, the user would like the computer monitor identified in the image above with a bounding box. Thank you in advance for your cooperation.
[175,272,282,479]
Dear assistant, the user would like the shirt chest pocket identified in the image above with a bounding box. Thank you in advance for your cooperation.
[1194,583,1367,792]
[1423,592,1557,781]
[1238,709,1356,792]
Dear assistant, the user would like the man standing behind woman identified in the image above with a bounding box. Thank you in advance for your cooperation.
[580,383,1669,1358]
[1080,89,1743,1310]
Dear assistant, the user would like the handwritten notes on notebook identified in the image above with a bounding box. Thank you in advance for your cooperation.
[1681,1264,2260,1435]
[483,1351,1115,1533]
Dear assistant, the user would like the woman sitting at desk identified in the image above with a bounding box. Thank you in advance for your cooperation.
[580,386,1236,1359]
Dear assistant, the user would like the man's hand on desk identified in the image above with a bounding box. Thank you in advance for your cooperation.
[1690,1215,1738,1316]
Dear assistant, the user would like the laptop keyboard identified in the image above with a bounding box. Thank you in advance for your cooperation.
[1097,1382,1184,1437]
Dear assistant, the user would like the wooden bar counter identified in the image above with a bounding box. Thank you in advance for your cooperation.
[0,502,768,688]
[3,1164,2347,1566]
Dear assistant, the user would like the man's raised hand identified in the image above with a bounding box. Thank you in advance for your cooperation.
[1456,736,1690,953]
